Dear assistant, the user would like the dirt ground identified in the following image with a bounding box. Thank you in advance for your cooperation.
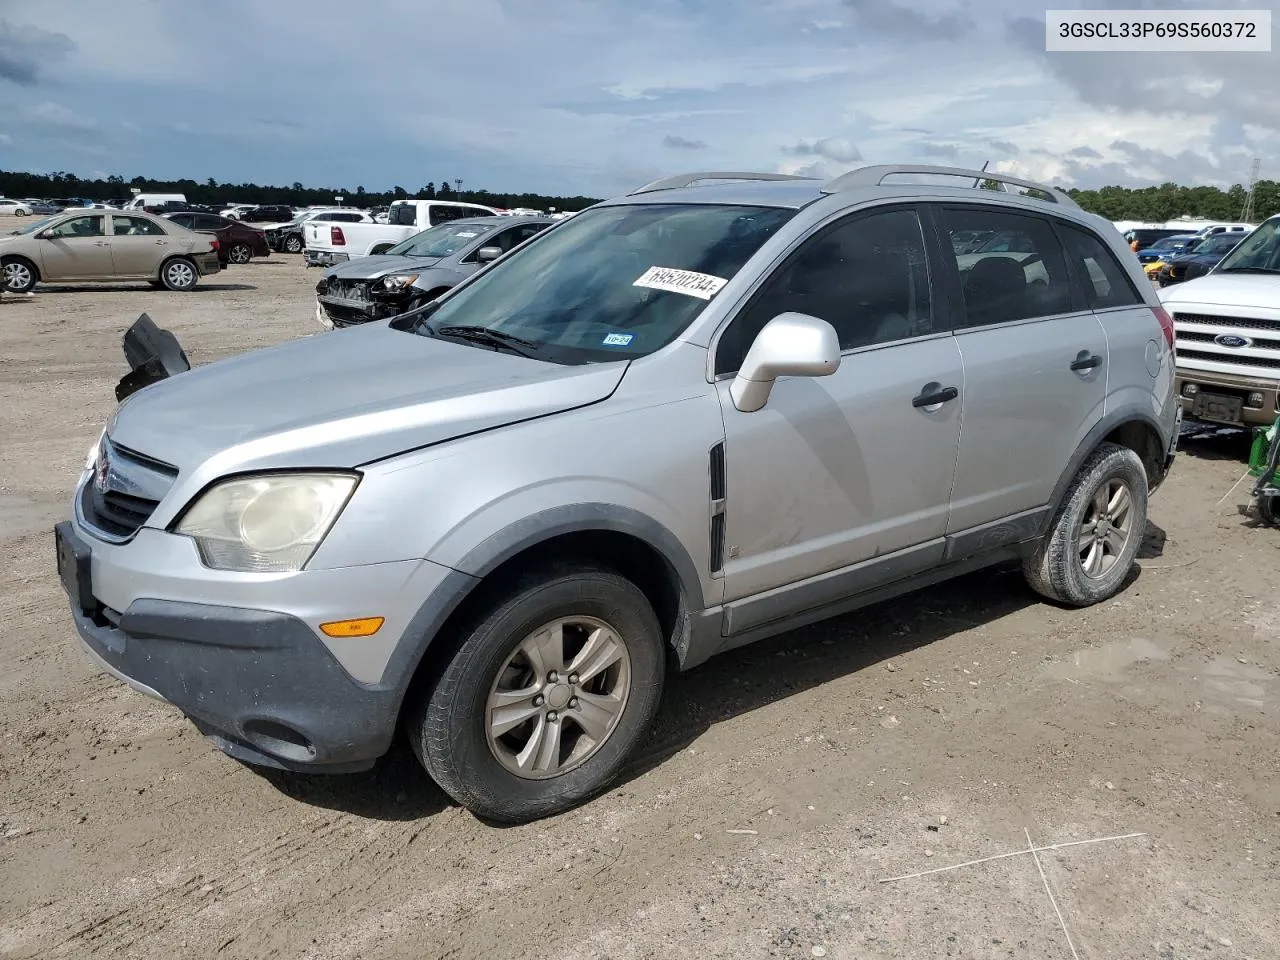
[1,212,1278,959]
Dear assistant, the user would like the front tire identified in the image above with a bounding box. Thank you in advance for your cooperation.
[228,243,252,264]
[14,209,27,217]
[284,234,303,254]
[2,257,38,293]
[410,565,665,823]
[159,257,198,291]
[1023,442,1148,607]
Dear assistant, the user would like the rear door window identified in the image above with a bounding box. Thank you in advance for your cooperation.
[429,205,468,226]
[936,206,1073,327]
[111,216,166,236]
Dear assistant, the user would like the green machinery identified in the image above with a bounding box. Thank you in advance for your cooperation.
[1249,416,1280,525]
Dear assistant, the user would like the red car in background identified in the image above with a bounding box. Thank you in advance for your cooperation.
[162,212,270,265]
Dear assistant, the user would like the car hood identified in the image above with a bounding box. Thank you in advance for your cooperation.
[1158,272,1280,308]
[107,323,627,477]
[323,255,443,280]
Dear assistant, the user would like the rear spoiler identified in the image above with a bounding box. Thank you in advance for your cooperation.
[115,313,191,402]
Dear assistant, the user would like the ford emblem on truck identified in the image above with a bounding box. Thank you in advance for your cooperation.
[1215,334,1252,348]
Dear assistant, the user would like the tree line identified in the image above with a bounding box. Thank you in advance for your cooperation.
[0,170,603,212]
[2,168,1277,223]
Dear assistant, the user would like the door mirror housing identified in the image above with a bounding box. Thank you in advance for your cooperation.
[729,312,841,413]
[475,246,502,263]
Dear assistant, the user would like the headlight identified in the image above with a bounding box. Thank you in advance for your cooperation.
[381,274,419,291]
[174,473,358,572]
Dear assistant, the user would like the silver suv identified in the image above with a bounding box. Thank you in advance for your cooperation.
[56,165,1179,823]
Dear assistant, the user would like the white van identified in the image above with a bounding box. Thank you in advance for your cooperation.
[124,193,187,211]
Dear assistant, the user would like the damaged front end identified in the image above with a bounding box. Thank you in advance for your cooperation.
[314,275,420,329]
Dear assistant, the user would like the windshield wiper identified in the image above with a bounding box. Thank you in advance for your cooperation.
[1219,266,1280,274]
[435,324,542,358]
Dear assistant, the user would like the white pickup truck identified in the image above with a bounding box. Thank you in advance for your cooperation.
[1160,213,1280,429]
[303,199,499,266]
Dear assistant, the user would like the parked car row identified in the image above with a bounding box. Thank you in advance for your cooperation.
[304,199,500,266]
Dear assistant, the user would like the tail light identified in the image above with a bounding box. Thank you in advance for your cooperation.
[1153,303,1175,350]
[210,238,220,252]
[330,225,346,246]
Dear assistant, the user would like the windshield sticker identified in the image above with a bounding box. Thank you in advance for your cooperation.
[455,231,478,238]
[602,332,634,347]
[633,266,728,300]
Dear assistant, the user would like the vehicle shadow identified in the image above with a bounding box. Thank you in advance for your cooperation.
[261,549,1163,824]
[250,739,453,822]
[31,283,259,293]
[1177,419,1254,462]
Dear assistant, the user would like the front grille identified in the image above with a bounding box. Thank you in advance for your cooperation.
[80,439,177,540]
[1178,349,1280,371]
[1174,312,1280,334]
[1178,330,1280,351]
[323,279,370,302]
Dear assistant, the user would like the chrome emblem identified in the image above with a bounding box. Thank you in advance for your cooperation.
[1214,334,1251,348]
[94,440,110,493]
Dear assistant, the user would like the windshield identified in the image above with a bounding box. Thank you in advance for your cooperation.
[387,221,498,258]
[1215,220,1280,273]
[1193,234,1242,256]
[1148,236,1191,251]
[11,216,55,235]
[406,203,795,364]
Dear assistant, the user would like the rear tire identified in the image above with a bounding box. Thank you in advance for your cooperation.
[14,209,28,217]
[410,564,666,824]
[2,257,38,293]
[228,243,252,264]
[1023,442,1147,607]
[284,234,303,254]
[159,257,198,291]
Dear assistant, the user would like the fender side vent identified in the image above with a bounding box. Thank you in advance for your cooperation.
[709,442,727,573]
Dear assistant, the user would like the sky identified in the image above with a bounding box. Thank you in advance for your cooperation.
[0,0,1277,198]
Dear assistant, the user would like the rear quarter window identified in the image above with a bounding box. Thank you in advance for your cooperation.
[1058,225,1142,309]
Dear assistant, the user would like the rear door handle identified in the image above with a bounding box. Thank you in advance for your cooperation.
[912,383,960,409]
[1070,351,1103,372]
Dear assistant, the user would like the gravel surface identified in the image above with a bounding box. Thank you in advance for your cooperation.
[1,217,1278,958]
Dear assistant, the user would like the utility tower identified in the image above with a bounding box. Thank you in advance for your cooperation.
[1242,158,1261,223]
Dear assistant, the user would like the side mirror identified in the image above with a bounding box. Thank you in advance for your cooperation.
[475,246,502,263]
[729,312,840,413]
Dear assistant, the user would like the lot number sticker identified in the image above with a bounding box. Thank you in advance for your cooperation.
[602,333,634,346]
[633,266,728,300]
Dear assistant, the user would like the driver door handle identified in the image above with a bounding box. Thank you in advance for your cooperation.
[93,240,109,246]
[1070,351,1103,372]
[912,383,960,408]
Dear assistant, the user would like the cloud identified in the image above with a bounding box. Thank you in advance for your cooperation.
[0,19,75,86]
[784,136,862,163]
[919,142,960,159]
[22,101,96,131]
[986,138,1019,154]
[1069,146,1102,159]
[841,0,973,40]
[662,134,707,150]
[0,132,12,146]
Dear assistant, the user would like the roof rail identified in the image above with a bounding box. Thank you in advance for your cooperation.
[821,164,1080,209]
[627,171,817,196]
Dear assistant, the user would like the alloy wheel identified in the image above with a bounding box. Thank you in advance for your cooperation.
[1076,478,1134,579]
[485,616,632,780]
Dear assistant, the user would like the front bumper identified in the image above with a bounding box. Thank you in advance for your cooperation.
[1175,366,1280,428]
[54,512,453,772]
[315,294,398,329]
[305,249,349,268]
[66,589,399,772]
